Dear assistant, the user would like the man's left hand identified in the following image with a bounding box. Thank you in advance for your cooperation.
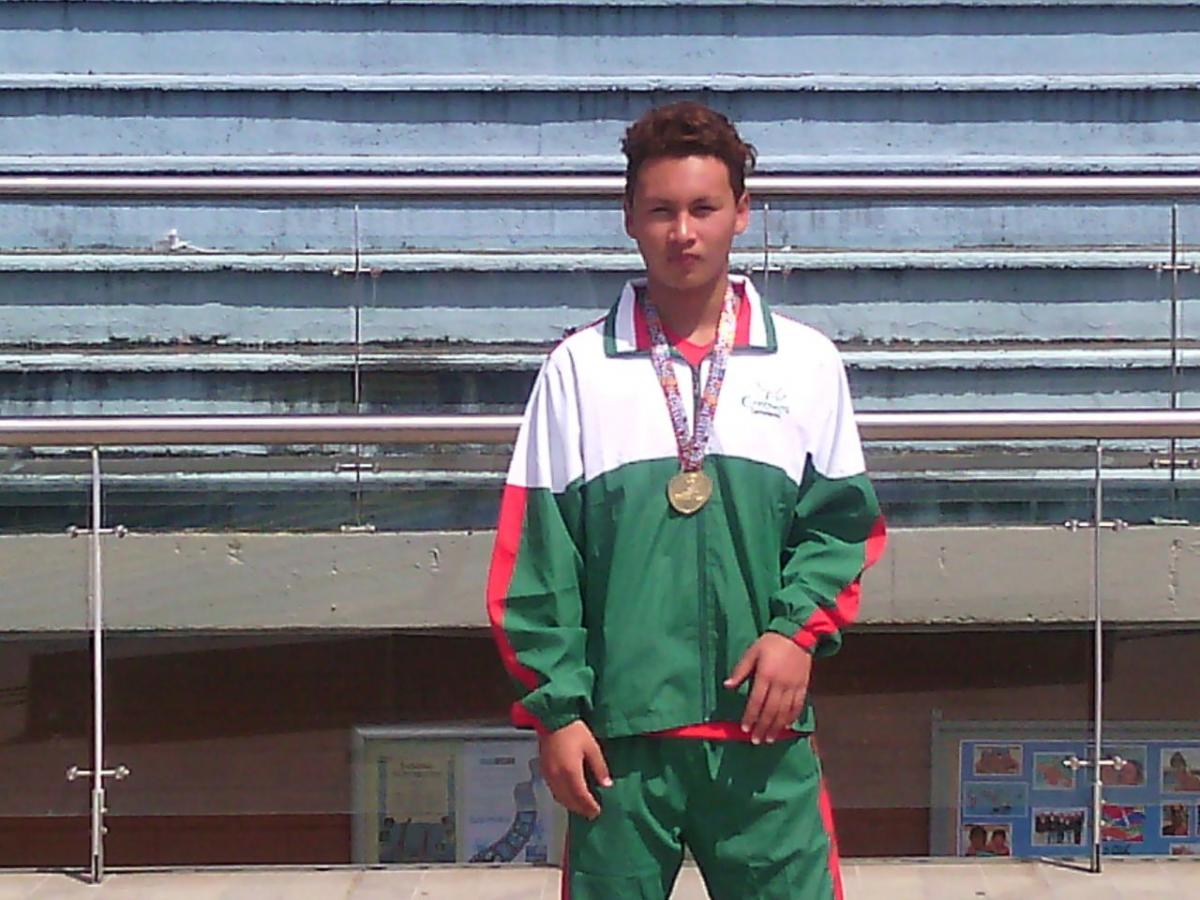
[724,632,812,744]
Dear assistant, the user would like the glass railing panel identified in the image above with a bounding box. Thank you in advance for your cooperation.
[1099,627,1200,858]
[90,443,559,867]
[830,627,1095,860]
[829,437,1100,859]
[98,631,550,866]
[0,449,93,867]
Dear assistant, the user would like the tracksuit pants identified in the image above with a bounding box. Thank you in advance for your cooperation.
[562,735,842,899]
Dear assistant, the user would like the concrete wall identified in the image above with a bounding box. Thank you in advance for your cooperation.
[4,526,1200,631]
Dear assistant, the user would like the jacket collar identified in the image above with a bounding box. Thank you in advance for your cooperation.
[602,274,778,358]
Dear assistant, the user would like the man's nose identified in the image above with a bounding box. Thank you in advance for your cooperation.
[670,213,694,241]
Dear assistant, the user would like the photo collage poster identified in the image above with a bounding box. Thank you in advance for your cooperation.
[958,740,1200,858]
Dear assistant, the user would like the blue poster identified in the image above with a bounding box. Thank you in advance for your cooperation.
[958,739,1200,858]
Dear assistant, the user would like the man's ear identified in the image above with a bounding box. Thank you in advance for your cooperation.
[623,196,635,238]
[734,190,751,236]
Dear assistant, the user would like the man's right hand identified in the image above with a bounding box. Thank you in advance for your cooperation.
[538,720,612,820]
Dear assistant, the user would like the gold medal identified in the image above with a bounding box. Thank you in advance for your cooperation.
[667,470,713,515]
[642,283,737,518]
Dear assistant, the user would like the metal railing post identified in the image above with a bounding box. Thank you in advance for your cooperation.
[1090,441,1104,874]
[88,447,106,883]
[1062,444,1129,872]
[62,448,130,883]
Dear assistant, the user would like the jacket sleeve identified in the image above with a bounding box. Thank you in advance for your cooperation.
[485,353,593,734]
[766,350,887,658]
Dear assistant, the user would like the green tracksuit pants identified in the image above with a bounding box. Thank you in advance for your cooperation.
[562,735,842,900]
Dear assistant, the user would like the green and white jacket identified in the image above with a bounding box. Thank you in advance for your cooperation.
[486,275,886,740]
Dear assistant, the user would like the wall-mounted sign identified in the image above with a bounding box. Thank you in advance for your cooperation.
[352,725,561,865]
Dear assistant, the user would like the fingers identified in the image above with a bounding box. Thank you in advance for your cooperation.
[762,687,800,744]
[741,670,769,737]
[546,761,601,820]
[543,732,611,821]
[584,738,614,789]
[735,635,813,743]
[564,763,603,820]
[750,684,786,744]
[724,643,759,690]
[746,682,808,744]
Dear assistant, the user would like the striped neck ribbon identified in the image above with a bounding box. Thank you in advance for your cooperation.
[641,282,738,473]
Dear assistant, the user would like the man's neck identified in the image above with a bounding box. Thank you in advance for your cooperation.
[644,273,730,345]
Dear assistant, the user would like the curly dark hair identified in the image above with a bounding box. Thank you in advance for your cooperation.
[621,101,757,201]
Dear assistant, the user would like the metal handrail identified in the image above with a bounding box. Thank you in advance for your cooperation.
[5,410,1200,447]
[5,174,1200,199]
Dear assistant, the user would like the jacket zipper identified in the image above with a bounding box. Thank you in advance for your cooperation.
[691,359,711,716]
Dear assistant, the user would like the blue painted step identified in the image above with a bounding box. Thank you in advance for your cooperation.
[6,1,1200,79]
[3,84,1198,163]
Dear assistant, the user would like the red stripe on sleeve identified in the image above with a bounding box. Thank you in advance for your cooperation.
[511,701,550,736]
[793,606,843,652]
[793,514,887,650]
[486,484,539,693]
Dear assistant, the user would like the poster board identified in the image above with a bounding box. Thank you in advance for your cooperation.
[351,725,564,865]
[931,717,1200,859]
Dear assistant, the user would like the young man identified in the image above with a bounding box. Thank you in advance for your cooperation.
[486,101,885,899]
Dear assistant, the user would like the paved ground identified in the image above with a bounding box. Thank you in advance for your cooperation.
[1,860,1199,899]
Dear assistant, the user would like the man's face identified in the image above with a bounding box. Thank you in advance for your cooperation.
[624,155,750,292]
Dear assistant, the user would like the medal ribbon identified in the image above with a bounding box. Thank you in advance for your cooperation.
[642,283,738,472]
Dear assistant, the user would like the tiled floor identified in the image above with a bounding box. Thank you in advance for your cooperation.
[0,860,1198,899]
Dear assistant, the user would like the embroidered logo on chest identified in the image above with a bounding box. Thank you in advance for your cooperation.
[740,383,790,418]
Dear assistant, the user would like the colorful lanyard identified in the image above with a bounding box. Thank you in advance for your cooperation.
[641,283,738,473]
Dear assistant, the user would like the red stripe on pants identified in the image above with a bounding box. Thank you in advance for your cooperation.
[818,780,844,900]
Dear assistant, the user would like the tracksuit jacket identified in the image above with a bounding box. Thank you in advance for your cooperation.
[486,275,886,740]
